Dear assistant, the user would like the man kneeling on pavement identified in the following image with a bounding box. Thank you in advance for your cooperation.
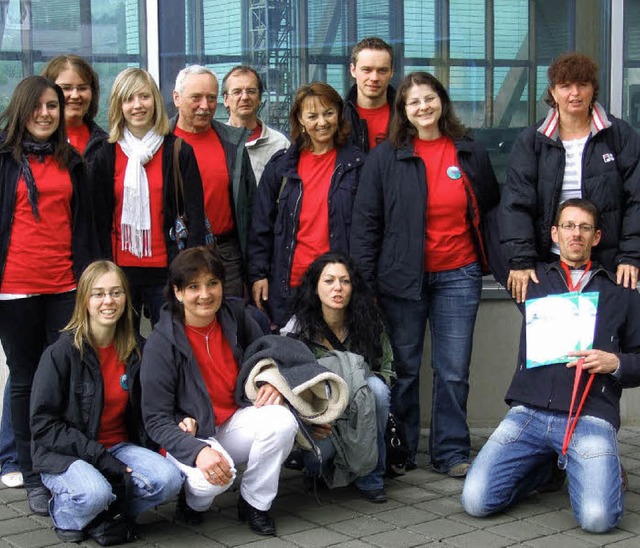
[462,198,640,533]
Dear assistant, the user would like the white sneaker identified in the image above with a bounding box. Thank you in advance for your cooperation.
[1,471,24,488]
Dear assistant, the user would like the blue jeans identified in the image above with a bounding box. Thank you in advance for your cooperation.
[461,406,624,533]
[304,376,390,490]
[41,443,183,531]
[0,379,19,474]
[380,262,482,472]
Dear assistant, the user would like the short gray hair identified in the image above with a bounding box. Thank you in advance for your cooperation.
[174,65,218,95]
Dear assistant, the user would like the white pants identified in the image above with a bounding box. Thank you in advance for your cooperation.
[167,405,297,512]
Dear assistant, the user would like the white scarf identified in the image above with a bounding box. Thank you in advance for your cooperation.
[118,127,164,258]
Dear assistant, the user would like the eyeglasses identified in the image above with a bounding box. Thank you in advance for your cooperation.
[558,222,595,233]
[58,84,91,94]
[90,290,125,300]
[227,88,259,98]
[405,96,438,109]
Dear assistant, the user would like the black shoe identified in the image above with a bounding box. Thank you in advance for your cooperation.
[404,461,417,472]
[237,495,276,536]
[358,487,387,503]
[27,486,50,516]
[175,490,205,525]
[54,528,87,543]
[283,449,305,471]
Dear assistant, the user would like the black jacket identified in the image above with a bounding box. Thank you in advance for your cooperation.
[90,133,206,264]
[83,120,108,172]
[140,302,264,466]
[30,332,145,475]
[344,84,396,152]
[500,104,640,271]
[350,138,500,300]
[248,143,364,325]
[169,117,256,259]
[504,262,640,429]
[0,146,96,286]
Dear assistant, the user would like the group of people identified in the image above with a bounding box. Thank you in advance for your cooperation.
[0,32,638,542]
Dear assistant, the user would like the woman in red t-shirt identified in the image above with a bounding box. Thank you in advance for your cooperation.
[41,55,107,166]
[91,68,206,334]
[0,76,95,515]
[249,82,364,326]
[351,72,500,477]
[31,260,182,543]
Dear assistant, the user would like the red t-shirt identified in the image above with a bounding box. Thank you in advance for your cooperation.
[247,124,262,143]
[112,144,168,267]
[67,123,91,155]
[1,156,75,294]
[414,137,477,272]
[356,103,390,150]
[185,320,239,426]
[97,344,129,448]
[174,126,234,235]
[289,148,337,287]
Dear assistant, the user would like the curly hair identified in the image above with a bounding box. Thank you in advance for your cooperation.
[289,252,386,371]
[545,52,599,108]
[388,71,468,148]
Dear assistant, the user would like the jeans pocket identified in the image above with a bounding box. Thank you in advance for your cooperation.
[490,406,533,445]
[570,415,618,459]
[460,261,482,280]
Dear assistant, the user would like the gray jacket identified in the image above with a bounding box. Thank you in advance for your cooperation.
[317,351,378,488]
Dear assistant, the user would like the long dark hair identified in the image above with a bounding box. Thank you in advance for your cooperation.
[0,75,72,166]
[388,71,468,148]
[290,252,385,371]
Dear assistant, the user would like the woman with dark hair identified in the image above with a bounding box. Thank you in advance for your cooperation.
[282,252,394,502]
[41,54,107,164]
[30,261,182,543]
[351,71,500,477]
[248,82,364,326]
[501,52,640,303]
[0,75,95,514]
[140,246,297,536]
[91,68,206,333]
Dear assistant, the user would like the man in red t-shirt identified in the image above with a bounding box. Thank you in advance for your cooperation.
[344,37,396,152]
[222,66,289,184]
[171,66,256,297]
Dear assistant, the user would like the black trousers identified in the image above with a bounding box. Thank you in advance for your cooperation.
[0,291,75,487]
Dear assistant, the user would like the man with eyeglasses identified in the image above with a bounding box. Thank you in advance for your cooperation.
[222,66,289,184]
[462,198,640,533]
[345,37,395,152]
[171,65,256,297]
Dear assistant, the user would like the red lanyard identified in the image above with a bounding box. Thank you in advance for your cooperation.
[561,358,595,455]
[560,260,592,292]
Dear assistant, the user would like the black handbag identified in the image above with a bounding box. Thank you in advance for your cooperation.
[385,413,409,475]
[169,138,189,251]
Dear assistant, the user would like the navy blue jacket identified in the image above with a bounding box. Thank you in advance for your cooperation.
[248,143,364,326]
[500,105,640,271]
[504,262,640,429]
[0,146,96,285]
[90,133,207,265]
[140,302,264,466]
[350,138,500,300]
[344,84,396,153]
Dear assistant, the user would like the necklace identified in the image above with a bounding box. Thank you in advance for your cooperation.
[185,321,216,359]
[560,118,591,135]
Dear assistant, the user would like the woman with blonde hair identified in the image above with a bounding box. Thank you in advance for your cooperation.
[91,68,206,332]
[31,260,182,543]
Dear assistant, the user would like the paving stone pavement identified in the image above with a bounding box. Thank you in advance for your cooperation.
[2,427,640,547]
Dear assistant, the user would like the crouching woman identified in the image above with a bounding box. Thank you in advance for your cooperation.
[30,261,183,543]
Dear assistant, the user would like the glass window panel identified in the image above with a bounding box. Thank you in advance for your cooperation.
[449,66,485,127]
[624,68,640,130]
[450,0,485,59]
[494,0,528,60]
[536,65,549,119]
[202,0,241,58]
[493,67,528,127]
[357,0,389,39]
[404,0,436,59]
[308,0,347,57]
[0,61,22,110]
[535,0,571,60]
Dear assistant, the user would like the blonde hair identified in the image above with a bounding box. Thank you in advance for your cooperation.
[64,260,139,362]
[108,68,169,142]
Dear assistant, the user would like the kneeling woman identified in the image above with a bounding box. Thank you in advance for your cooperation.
[283,252,395,502]
[30,261,183,542]
[140,247,297,536]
